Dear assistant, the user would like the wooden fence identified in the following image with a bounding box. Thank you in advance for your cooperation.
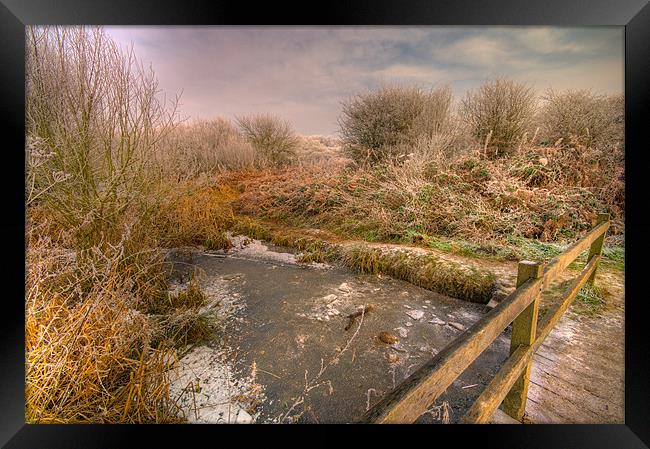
[360,213,611,424]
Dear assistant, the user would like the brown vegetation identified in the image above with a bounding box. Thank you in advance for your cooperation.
[26,224,180,423]
[156,118,259,181]
[539,88,624,148]
[25,26,226,423]
[227,135,624,254]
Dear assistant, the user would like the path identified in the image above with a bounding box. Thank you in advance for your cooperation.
[525,267,625,423]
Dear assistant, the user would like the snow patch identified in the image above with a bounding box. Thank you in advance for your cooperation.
[169,346,264,424]
[405,310,425,320]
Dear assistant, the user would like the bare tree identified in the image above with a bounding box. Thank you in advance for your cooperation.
[26,26,180,247]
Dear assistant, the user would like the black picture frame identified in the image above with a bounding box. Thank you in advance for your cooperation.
[2,1,649,447]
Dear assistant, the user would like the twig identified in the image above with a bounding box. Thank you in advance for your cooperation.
[257,368,281,379]
[424,401,451,424]
[366,388,377,411]
[280,304,368,422]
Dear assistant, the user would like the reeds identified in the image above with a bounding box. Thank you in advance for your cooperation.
[151,183,237,250]
[26,224,180,423]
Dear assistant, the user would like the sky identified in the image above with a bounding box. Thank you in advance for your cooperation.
[105,26,624,135]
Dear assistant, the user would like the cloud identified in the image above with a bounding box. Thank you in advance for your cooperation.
[435,35,513,68]
[104,26,623,135]
[374,64,450,82]
[515,28,587,54]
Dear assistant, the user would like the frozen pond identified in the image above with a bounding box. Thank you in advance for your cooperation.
[167,236,511,423]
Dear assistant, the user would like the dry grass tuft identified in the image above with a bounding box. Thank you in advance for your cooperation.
[231,216,275,241]
[25,225,187,423]
[341,245,496,303]
[573,284,608,317]
[153,183,237,250]
[143,278,206,315]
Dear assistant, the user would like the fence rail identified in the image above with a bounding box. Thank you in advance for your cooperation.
[360,213,610,424]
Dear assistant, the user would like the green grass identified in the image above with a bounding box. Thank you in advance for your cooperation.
[572,284,607,316]
[602,246,625,270]
[233,212,626,280]
[506,236,564,261]
[427,236,453,252]
[227,215,622,308]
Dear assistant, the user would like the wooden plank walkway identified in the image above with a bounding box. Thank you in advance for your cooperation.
[523,288,624,424]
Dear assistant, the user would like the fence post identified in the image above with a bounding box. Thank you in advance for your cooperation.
[502,260,544,421]
[586,213,610,286]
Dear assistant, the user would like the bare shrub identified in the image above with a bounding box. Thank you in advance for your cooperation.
[26,26,179,249]
[411,86,453,138]
[156,118,258,181]
[236,113,299,166]
[539,89,624,148]
[338,84,453,163]
[460,78,536,157]
[390,117,474,167]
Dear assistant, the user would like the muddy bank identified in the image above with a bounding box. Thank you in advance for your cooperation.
[166,235,511,423]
